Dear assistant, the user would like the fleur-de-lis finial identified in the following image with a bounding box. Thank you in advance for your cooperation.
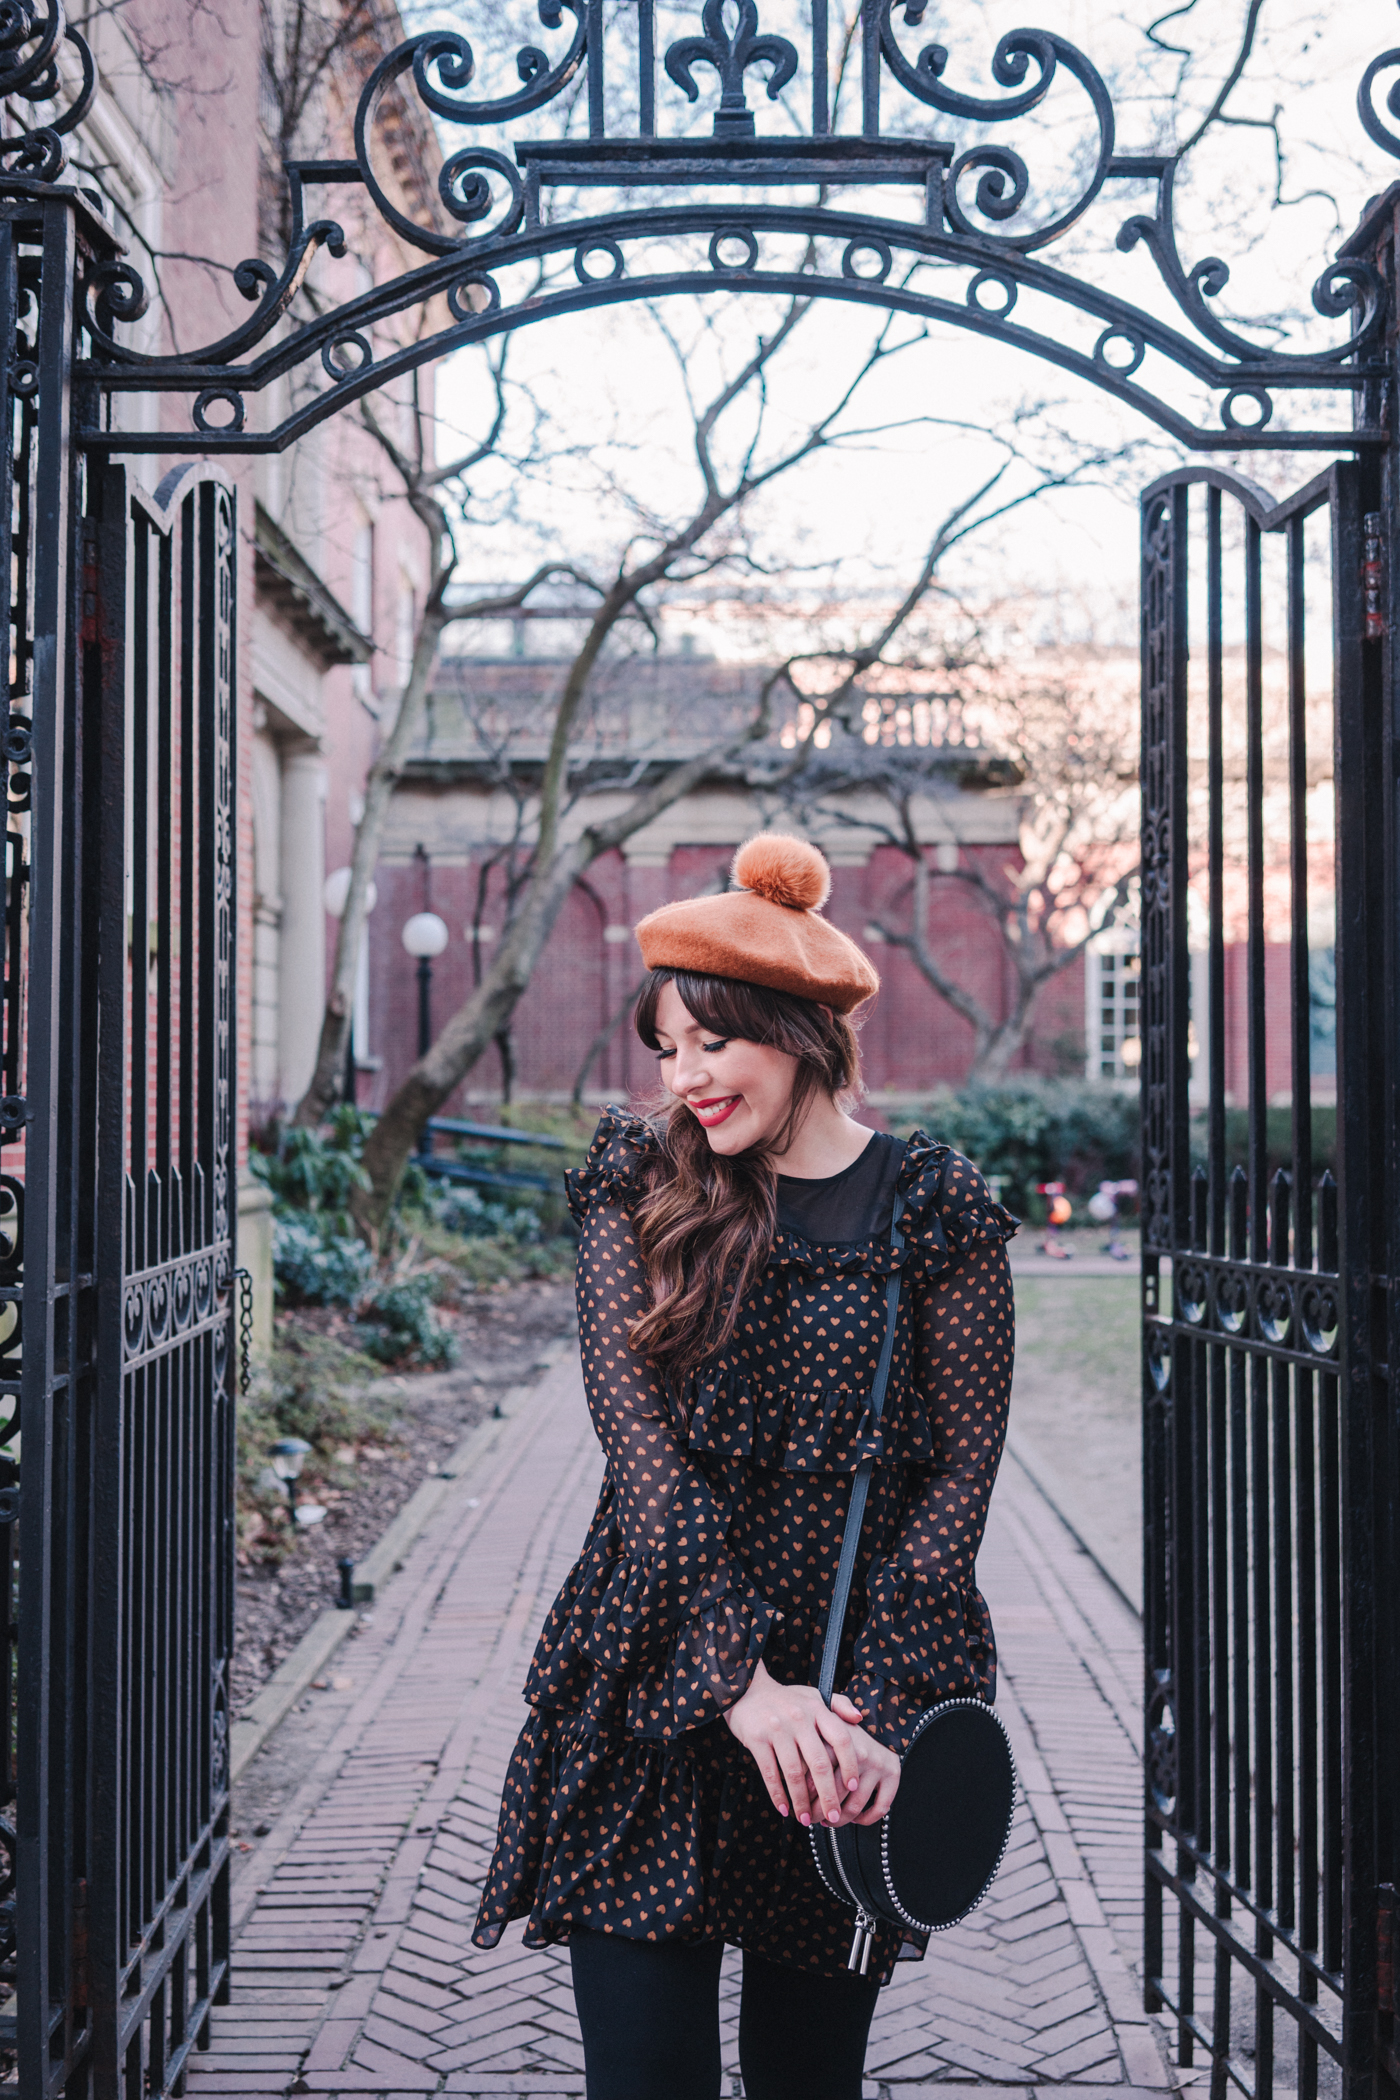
[665,0,799,138]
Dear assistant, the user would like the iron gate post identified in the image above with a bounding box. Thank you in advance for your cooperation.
[10,185,101,2100]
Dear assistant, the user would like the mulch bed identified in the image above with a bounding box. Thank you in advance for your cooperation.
[231,1276,577,1717]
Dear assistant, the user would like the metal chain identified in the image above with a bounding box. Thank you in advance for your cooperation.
[231,1266,254,1396]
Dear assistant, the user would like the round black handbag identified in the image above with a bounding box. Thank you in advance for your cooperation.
[808,1198,1017,1973]
[810,1698,1016,1966]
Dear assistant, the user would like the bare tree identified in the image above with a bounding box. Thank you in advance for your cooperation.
[348,358,1143,1237]
[761,628,1140,1078]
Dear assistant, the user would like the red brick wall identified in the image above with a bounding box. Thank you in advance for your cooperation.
[360,842,1088,1110]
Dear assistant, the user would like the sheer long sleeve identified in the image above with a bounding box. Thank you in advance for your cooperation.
[524,1118,777,1739]
[845,1156,1016,1751]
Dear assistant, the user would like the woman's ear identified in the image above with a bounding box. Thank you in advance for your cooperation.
[819,1003,834,1022]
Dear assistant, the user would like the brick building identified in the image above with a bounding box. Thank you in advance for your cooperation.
[354,649,1089,1113]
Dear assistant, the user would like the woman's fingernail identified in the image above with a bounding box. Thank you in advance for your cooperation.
[799,1813,811,1828]
[828,1810,842,1825]
[776,1803,788,1817]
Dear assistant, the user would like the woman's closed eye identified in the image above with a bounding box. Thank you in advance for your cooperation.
[701,1039,729,1054]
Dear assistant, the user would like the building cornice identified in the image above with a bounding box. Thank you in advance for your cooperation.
[253,503,372,670]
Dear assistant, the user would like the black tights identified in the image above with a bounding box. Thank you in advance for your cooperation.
[569,1929,880,2100]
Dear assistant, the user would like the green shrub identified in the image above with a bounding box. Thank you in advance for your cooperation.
[356,1275,457,1368]
[249,1105,373,1234]
[891,1078,1139,1215]
[421,1181,543,1242]
[272,1215,374,1307]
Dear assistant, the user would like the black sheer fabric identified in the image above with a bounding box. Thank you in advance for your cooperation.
[474,1109,1017,1981]
[775,1128,903,1244]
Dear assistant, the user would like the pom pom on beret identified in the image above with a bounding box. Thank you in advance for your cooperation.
[634,833,879,1014]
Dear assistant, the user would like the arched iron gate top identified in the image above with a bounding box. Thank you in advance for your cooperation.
[3,0,1399,454]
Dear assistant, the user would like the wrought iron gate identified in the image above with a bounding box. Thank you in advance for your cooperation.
[1140,460,1398,2100]
[3,192,236,2099]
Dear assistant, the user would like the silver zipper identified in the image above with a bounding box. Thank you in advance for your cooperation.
[826,1831,877,1974]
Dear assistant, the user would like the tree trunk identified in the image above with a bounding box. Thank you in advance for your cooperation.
[292,592,451,1126]
[351,845,587,1238]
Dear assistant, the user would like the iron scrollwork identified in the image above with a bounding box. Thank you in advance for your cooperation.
[0,0,94,180]
[55,2,1397,455]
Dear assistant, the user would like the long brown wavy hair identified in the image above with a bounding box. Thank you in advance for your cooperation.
[628,968,863,1392]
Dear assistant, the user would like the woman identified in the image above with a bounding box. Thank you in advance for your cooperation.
[473,834,1016,2099]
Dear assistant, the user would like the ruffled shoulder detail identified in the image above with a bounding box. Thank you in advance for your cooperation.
[565,1105,660,1224]
[896,1132,1019,1270]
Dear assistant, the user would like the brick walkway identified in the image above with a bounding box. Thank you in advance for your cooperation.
[191,1359,1171,2100]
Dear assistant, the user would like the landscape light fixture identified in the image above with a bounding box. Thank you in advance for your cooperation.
[269,1435,312,1519]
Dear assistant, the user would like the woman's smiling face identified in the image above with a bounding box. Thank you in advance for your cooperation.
[652,979,800,1157]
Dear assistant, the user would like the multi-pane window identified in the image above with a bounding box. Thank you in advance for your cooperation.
[1087,945,1142,1080]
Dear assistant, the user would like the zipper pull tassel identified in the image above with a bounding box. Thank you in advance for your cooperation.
[848,1910,875,1975]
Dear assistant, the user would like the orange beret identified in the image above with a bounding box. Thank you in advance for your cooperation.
[634,835,880,1014]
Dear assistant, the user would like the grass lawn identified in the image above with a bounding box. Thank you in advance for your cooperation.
[1006,1274,1142,1608]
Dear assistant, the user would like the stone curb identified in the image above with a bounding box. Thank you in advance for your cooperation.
[229,1334,574,1783]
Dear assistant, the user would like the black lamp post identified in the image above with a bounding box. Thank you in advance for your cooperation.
[401,910,449,1056]
[401,910,448,1157]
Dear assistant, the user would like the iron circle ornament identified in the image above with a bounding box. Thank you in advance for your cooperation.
[123,1285,145,1356]
[574,240,625,286]
[8,358,36,397]
[966,270,1018,318]
[1175,1260,1208,1325]
[1146,1676,1178,1816]
[192,389,246,436]
[1216,1269,1249,1334]
[1093,326,1146,377]
[1256,1276,1293,1345]
[146,1273,170,1344]
[1299,1279,1340,1356]
[448,274,500,322]
[1147,1326,1172,1392]
[841,238,893,283]
[1,719,31,765]
[322,333,372,383]
[709,225,760,274]
[1220,386,1274,433]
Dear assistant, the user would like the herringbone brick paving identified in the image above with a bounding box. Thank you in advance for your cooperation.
[191,1358,1171,2099]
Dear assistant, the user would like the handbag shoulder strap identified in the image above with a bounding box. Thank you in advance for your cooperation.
[817,1190,904,1707]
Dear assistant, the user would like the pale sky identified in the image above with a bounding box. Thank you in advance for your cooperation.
[417,1,1400,658]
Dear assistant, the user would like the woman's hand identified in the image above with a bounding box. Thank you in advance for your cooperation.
[723,1660,901,1829]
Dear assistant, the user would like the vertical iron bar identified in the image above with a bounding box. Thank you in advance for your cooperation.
[1286,514,1314,1262]
[1319,1179,1343,1978]
[1272,1179,1296,1941]
[638,0,655,135]
[1329,462,1381,2100]
[812,0,829,134]
[1207,486,1226,1259]
[15,194,81,2100]
[1245,517,1266,1260]
[587,0,604,138]
[861,0,880,136]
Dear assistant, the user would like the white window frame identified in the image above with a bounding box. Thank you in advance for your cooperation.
[1085,935,1142,1082]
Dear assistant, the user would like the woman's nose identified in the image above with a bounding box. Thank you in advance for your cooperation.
[668,1045,708,1094]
